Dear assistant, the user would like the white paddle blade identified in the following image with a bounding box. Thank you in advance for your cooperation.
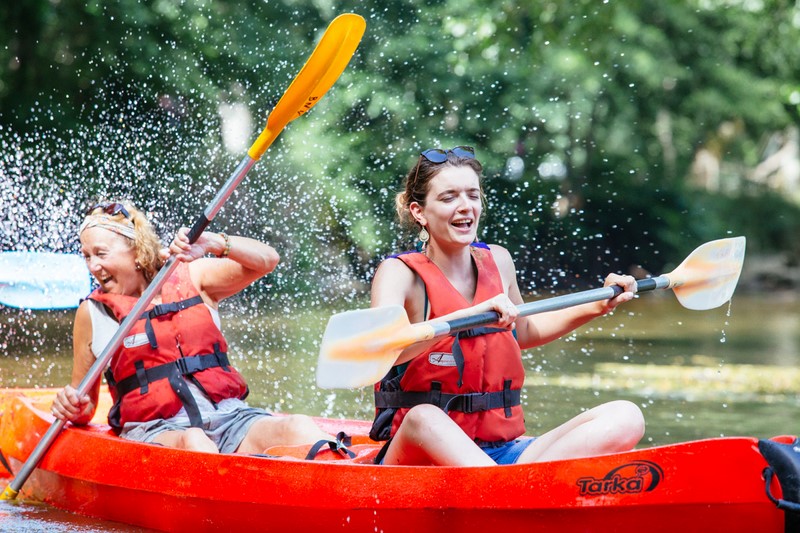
[0,252,91,310]
[316,306,411,389]
[669,236,746,310]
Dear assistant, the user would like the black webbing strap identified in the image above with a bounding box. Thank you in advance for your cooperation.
[375,384,521,416]
[450,326,508,387]
[0,449,14,476]
[167,368,203,427]
[304,431,356,460]
[139,295,205,349]
[106,350,232,430]
[113,351,233,398]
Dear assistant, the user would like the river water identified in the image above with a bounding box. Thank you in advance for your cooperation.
[0,292,798,531]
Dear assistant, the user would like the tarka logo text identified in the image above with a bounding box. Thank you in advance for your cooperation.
[576,461,664,496]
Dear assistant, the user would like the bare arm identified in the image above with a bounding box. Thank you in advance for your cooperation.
[490,244,636,350]
[51,301,101,425]
[169,228,280,305]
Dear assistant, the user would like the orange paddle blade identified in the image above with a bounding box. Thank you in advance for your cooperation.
[666,236,746,310]
[316,306,436,389]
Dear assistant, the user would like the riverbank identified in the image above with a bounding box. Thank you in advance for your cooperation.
[737,253,800,293]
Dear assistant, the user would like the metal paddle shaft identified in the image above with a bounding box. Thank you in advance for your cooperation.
[316,236,745,389]
[432,236,747,336]
[2,13,365,501]
[436,278,665,337]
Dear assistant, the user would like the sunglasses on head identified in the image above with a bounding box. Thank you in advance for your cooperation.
[87,202,131,219]
[420,145,475,163]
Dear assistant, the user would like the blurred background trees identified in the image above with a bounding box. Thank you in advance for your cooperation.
[2,0,799,300]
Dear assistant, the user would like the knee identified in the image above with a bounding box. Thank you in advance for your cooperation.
[603,400,645,447]
[277,414,323,441]
[401,404,447,436]
[180,427,218,453]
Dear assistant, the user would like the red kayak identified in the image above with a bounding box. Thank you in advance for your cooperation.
[1,388,798,532]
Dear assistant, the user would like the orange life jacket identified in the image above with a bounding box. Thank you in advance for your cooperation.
[370,244,526,446]
[89,263,248,433]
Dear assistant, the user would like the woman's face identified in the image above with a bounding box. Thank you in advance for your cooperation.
[412,164,483,250]
[80,227,145,296]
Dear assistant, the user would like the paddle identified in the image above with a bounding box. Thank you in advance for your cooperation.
[316,236,746,389]
[0,252,91,310]
[0,13,365,501]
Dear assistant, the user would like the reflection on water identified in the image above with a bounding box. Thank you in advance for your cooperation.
[0,496,156,532]
[0,293,798,530]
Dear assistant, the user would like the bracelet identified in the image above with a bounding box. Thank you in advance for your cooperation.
[218,232,231,258]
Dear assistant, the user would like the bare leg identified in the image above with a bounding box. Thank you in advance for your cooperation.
[517,400,644,464]
[383,404,495,466]
[236,414,333,455]
[153,427,219,453]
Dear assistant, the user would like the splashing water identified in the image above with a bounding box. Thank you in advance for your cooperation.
[0,77,378,414]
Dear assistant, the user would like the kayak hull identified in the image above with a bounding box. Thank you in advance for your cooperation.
[0,388,791,532]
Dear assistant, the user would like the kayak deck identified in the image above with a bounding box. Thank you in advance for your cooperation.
[0,388,794,532]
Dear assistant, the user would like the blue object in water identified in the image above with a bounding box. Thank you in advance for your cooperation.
[0,251,91,310]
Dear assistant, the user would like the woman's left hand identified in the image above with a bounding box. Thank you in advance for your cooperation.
[602,273,637,312]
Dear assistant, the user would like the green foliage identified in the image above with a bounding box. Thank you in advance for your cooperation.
[1,0,799,292]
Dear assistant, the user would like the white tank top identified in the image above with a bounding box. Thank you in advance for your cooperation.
[87,299,222,356]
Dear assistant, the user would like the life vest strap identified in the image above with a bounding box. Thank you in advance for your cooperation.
[140,295,205,349]
[451,326,508,387]
[112,351,233,398]
[374,383,521,415]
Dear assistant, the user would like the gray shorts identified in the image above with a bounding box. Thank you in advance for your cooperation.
[120,405,272,454]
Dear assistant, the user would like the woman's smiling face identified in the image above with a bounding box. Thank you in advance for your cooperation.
[80,226,144,296]
[412,164,483,249]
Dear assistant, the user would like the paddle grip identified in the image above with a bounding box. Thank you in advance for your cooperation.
[636,278,658,293]
[445,311,502,334]
[187,214,211,244]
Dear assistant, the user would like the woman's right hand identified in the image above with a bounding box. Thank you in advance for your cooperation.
[473,293,518,329]
[51,385,92,424]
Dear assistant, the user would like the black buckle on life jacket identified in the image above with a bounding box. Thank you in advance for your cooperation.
[374,387,521,414]
[174,354,205,375]
[445,392,489,414]
[113,351,231,398]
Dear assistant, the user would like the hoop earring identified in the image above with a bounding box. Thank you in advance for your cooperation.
[416,226,429,252]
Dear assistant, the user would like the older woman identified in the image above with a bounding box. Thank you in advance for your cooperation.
[51,201,332,454]
[370,146,644,466]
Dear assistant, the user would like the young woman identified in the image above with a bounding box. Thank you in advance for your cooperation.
[51,201,332,454]
[370,146,644,466]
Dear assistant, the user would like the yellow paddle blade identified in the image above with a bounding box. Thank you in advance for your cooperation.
[667,236,746,310]
[248,13,365,160]
[317,306,431,389]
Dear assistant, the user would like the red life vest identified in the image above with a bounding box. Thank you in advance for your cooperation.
[89,262,248,433]
[370,245,526,445]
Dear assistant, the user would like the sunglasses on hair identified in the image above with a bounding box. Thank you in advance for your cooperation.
[87,202,131,219]
[420,145,475,163]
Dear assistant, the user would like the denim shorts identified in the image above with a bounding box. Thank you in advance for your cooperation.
[480,437,536,465]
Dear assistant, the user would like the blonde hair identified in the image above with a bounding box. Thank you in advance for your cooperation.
[83,201,164,282]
